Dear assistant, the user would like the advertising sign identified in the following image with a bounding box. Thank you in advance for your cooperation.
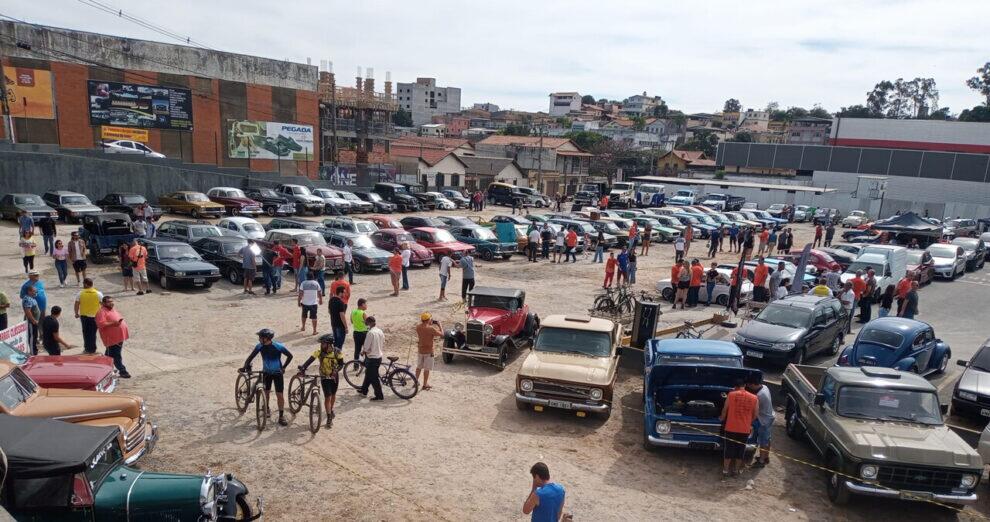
[4,68,55,119]
[101,126,150,142]
[88,80,193,130]
[228,120,314,160]
[0,321,30,354]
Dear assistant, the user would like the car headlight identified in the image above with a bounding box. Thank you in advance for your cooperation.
[484,324,494,336]
[589,388,604,401]
[771,342,796,350]
[961,474,978,488]
[958,391,978,401]
[655,420,671,435]
[199,473,226,518]
[520,379,534,392]
[175,271,186,277]
[454,322,464,332]
[733,334,745,343]
[860,464,878,480]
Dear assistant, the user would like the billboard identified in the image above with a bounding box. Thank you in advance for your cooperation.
[88,80,193,130]
[101,126,149,142]
[4,68,55,119]
[228,120,314,160]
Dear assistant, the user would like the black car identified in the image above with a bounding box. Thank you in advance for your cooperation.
[400,216,447,230]
[373,183,420,212]
[408,190,437,210]
[266,217,323,231]
[139,238,221,290]
[155,220,226,244]
[192,236,264,284]
[323,231,392,273]
[42,191,103,222]
[734,294,847,367]
[353,191,397,213]
[243,187,298,217]
[435,215,481,229]
[96,192,164,221]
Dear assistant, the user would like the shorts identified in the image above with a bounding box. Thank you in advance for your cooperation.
[121,267,133,277]
[262,373,285,393]
[320,377,339,396]
[677,281,690,290]
[556,245,565,253]
[416,353,434,371]
[134,269,148,283]
[756,420,773,447]
[243,268,257,280]
[723,431,749,460]
[72,260,87,272]
[439,275,448,289]
[301,304,318,320]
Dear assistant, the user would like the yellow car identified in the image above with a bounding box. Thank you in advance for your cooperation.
[158,191,225,218]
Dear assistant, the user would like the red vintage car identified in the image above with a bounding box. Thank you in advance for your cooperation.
[260,229,345,271]
[408,227,475,260]
[368,215,403,230]
[778,249,842,273]
[906,248,936,285]
[369,229,433,267]
[441,287,539,370]
[0,341,117,392]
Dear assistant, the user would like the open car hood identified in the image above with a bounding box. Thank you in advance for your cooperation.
[649,365,760,390]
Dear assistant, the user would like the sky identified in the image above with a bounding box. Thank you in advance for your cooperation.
[7,1,990,115]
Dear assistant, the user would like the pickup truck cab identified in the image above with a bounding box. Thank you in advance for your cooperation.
[608,182,636,208]
[701,193,745,211]
[643,339,761,450]
[275,184,325,216]
[783,364,981,505]
[374,183,421,212]
[667,189,698,206]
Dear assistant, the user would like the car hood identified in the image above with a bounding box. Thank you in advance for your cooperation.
[22,355,114,387]
[468,307,511,324]
[214,196,260,206]
[839,422,981,468]
[354,247,392,262]
[161,259,217,271]
[105,468,203,517]
[649,365,760,390]
[19,204,56,213]
[520,350,614,386]
[957,367,990,395]
[847,342,900,367]
[739,321,805,344]
[62,204,103,213]
[18,386,141,421]
[930,255,956,266]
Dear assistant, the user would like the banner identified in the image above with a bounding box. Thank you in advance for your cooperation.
[791,243,812,295]
[88,80,193,130]
[228,120,313,160]
[0,321,30,354]
[101,126,149,142]
[4,68,55,119]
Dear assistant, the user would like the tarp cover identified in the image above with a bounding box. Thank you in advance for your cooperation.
[872,212,943,236]
[0,415,118,478]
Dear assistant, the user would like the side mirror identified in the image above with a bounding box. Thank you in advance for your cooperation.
[813,393,826,407]
[957,359,969,367]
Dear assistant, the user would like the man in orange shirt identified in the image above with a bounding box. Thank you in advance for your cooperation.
[894,273,913,315]
[388,250,403,296]
[727,265,743,313]
[564,228,578,263]
[127,238,150,296]
[753,257,770,302]
[687,259,704,307]
[603,252,617,288]
[329,271,351,304]
[850,270,866,316]
[758,229,770,256]
[719,379,758,477]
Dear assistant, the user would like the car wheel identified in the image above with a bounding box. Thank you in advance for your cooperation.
[159,272,171,290]
[266,206,277,217]
[936,353,949,374]
[191,208,201,219]
[481,249,495,261]
[715,294,728,306]
[828,335,842,356]
[352,260,364,274]
[313,208,323,216]
[660,287,674,301]
[442,351,454,364]
[495,344,509,371]
[227,269,241,285]
[825,453,850,505]
[785,398,804,440]
[791,348,805,365]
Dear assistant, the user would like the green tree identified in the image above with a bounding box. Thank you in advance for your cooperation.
[785,106,809,120]
[500,123,531,136]
[588,139,635,183]
[669,112,687,128]
[960,105,990,122]
[392,108,413,127]
[765,101,779,113]
[729,131,754,143]
[809,105,831,119]
[723,98,742,113]
[555,117,572,127]
[927,107,952,120]
[966,62,990,106]
[631,116,646,130]
[581,94,596,105]
[681,130,718,157]
[652,101,669,118]
[835,104,876,118]
[769,109,789,121]
[564,130,609,150]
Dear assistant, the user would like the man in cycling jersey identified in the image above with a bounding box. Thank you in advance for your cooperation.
[243,328,294,426]
[297,333,345,428]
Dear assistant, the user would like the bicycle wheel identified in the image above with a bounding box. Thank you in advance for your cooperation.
[388,368,419,400]
[234,373,251,413]
[287,374,305,414]
[308,387,322,434]
[254,387,268,431]
[342,359,365,389]
[592,295,614,313]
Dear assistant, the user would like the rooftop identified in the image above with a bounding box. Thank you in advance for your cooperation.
[628,175,837,194]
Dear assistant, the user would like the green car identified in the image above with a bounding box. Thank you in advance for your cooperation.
[0,416,260,521]
[630,216,680,243]
[448,225,517,260]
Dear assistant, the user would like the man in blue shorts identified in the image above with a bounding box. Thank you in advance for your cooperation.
[746,374,774,467]
[243,328,293,426]
[523,462,566,522]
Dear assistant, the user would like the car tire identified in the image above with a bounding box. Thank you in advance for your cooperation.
[660,287,674,301]
[715,294,728,306]
[785,397,805,440]
[442,351,454,364]
[936,353,949,374]
[266,206,277,217]
[192,208,201,219]
[481,249,495,261]
[159,272,171,290]
[828,335,842,356]
[313,208,323,216]
[495,345,509,371]
[227,269,241,285]
[825,453,851,505]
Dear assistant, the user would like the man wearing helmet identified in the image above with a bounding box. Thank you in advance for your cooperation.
[297,333,345,428]
[415,312,443,391]
[243,329,294,426]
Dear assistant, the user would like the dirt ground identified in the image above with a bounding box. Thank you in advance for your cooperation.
[1,207,982,521]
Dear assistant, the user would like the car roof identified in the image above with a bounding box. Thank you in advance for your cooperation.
[468,287,524,299]
[411,227,441,233]
[540,314,614,332]
[270,228,320,236]
[862,317,930,337]
[44,190,83,195]
[770,294,835,309]
[0,415,120,479]
[650,339,742,357]
[221,216,258,224]
[140,237,185,246]
[827,366,935,391]
[166,220,218,227]
[209,186,238,191]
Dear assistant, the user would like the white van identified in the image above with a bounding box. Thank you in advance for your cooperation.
[839,245,907,299]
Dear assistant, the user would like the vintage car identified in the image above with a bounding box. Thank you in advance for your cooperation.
[655,267,752,306]
[0,415,259,521]
[192,236,264,284]
[421,191,457,210]
[218,216,266,241]
[837,317,951,376]
[206,187,264,217]
[322,216,379,235]
[243,187,297,216]
[323,231,391,273]
[353,191,397,213]
[274,184,326,216]
[0,193,58,221]
[400,216,447,230]
[42,190,103,223]
[515,315,622,417]
[952,337,990,420]
[440,189,471,208]
[906,248,936,285]
[841,210,869,228]
[0,361,156,464]
[96,192,164,221]
[776,249,843,273]
[368,215,404,230]
[435,215,483,229]
[372,183,420,212]
[158,191,225,219]
[139,238,222,290]
[447,225,517,261]
[259,229,345,271]
[156,219,227,244]
[311,188,354,215]
[335,190,375,213]
[78,213,137,262]
[442,287,539,369]
[643,339,761,451]
[369,229,433,267]
[0,341,116,393]
[408,227,475,260]
[265,217,323,231]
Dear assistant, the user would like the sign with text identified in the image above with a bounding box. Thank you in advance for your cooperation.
[227,120,313,160]
[88,80,193,130]
[101,126,150,142]
[0,321,30,354]
[4,68,55,119]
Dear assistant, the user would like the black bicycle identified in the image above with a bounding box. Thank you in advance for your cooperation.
[342,356,419,399]
[234,368,271,431]
[287,371,324,433]
[675,320,726,339]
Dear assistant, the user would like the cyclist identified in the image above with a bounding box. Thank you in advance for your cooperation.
[297,333,345,428]
[243,328,293,426]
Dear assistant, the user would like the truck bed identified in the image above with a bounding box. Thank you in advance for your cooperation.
[782,364,827,400]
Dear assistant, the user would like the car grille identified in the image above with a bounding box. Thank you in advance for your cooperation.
[244,206,261,212]
[973,394,990,407]
[466,321,485,346]
[124,415,147,452]
[31,211,53,219]
[187,270,215,277]
[532,380,590,400]
[739,337,772,349]
[876,465,964,494]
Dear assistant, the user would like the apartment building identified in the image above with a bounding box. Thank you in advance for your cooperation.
[396,77,462,126]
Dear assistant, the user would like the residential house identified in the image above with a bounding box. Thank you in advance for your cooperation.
[431,114,471,136]
[396,77,462,127]
[460,156,527,190]
[472,102,500,112]
[549,92,582,116]
[620,92,663,117]
[475,135,591,195]
[420,124,447,136]
[656,150,716,175]
[738,109,769,132]
[687,113,716,128]
[786,117,832,145]
[390,146,468,189]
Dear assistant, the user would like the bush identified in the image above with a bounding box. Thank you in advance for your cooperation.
[713,170,726,180]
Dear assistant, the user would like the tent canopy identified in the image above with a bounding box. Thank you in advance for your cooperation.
[872,212,943,237]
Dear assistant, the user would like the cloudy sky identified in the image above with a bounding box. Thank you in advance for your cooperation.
[9,1,990,114]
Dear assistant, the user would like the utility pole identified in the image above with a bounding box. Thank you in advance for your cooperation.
[536,124,544,194]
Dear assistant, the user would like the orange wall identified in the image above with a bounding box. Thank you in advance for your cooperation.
[50,62,91,148]
[191,78,221,165]
[246,84,276,173]
[296,89,320,178]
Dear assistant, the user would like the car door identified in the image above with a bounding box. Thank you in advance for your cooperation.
[806,307,828,355]
[145,245,161,277]
[913,328,936,371]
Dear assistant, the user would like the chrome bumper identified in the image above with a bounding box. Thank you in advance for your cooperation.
[124,423,159,465]
[444,346,499,359]
[844,481,978,504]
[515,393,610,413]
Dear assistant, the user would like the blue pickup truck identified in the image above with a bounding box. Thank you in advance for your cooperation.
[643,339,762,450]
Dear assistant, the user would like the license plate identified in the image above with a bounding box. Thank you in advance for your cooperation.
[194,278,206,284]
[548,400,572,410]
[746,350,764,359]
[899,490,932,501]
[981,409,990,417]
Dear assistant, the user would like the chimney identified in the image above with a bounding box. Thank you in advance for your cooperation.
[364,67,375,93]
[356,66,363,91]
[320,59,327,71]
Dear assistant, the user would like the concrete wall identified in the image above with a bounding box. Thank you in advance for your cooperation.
[813,170,990,219]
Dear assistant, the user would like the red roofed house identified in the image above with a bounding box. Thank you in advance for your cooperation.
[474,135,591,195]
[657,150,717,175]
[389,145,468,189]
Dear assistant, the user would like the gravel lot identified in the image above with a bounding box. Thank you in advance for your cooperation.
[1,208,984,521]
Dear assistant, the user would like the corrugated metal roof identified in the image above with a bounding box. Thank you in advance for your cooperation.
[627,175,836,193]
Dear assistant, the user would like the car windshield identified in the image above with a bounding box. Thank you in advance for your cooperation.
[768,204,784,211]
[433,230,457,243]
[158,244,201,260]
[354,222,378,234]
[0,342,28,364]
[339,192,360,201]
[292,186,313,196]
[969,347,990,372]
[186,193,209,202]
[14,195,43,205]
[845,261,883,275]
[756,305,811,329]
[858,327,903,349]
[293,233,328,246]
[906,251,925,264]
[534,327,612,357]
[836,386,942,425]
[226,189,247,198]
[927,245,957,258]
[121,195,145,204]
[62,195,91,205]
[255,189,278,198]
[952,240,977,251]
[474,227,498,241]
[601,222,621,233]
[676,190,693,197]
[350,236,375,249]
[393,186,410,195]
[85,441,123,491]
[395,233,415,243]
[221,240,249,254]
[366,193,383,202]
[657,217,680,227]
[681,216,700,224]
[190,226,222,238]
[243,223,264,233]
[0,368,37,410]
[694,215,717,225]
[469,294,517,309]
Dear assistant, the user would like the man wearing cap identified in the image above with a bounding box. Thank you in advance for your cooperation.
[20,270,47,320]
[415,313,443,391]
[297,333,345,428]
[243,328,293,425]
[22,286,41,355]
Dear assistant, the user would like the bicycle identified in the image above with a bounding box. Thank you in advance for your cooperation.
[287,370,324,434]
[234,367,272,431]
[341,356,419,399]
[675,320,727,339]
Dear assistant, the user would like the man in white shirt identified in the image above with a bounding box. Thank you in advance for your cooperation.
[297,272,323,335]
[343,240,354,284]
[527,229,540,262]
[438,254,453,301]
[359,315,385,400]
[400,243,412,290]
[554,229,566,263]
[839,281,855,334]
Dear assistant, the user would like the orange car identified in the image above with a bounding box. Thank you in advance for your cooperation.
[158,191,225,219]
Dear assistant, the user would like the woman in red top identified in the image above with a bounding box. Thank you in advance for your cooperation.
[388,250,403,296]
[603,253,617,288]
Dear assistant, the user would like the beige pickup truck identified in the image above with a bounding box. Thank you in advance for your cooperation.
[515,315,623,418]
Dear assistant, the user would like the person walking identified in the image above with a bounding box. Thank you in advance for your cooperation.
[673,260,690,310]
[564,228,578,263]
[342,240,354,284]
[683,225,693,256]
[19,231,37,274]
[415,313,443,391]
[813,224,823,247]
[719,379,758,477]
[127,237,149,295]
[616,247,629,285]
[290,239,305,292]
[553,227,566,263]
[839,281,856,333]
[41,306,73,356]
[627,221,639,252]
[17,211,35,237]
[116,242,133,291]
[297,272,322,335]
[728,224,739,252]
[329,271,351,305]
[766,227,777,256]
[53,240,69,287]
[67,231,88,286]
[627,250,638,285]
[878,284,895,318]
[824,223,836,247]
[707,228,719,258]
[95,296,131,378]
[74,278,102,354]
[746,375,774,468]
[641,223,652,255]
[38,215,56,256]
[757,228,769,256]
[858,268,877,323]
[603,252,617,288]
[22,286,41,355]
[705,262,721,306]
[388,249,402,297]
[899,281,920,319]
[753,257,769,302]
[775,227,787,255]
[528,228,540,262]
[438,254,453,301]
[401,242,412,290]
[350,298,369,361]
[460,252,476,300]
[272,243,290,293]
[522,462,566,522]
[329,285,348,351]
[307,248,325,296]
[358,316,385,401]
[296,334,345,428]
[673,236,686,263]
[539,225,552,260]
[593,229,605,263]
[687,259,703,307]
[241,239,259,295]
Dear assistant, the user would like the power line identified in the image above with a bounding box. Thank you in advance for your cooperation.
[74,0,216,50]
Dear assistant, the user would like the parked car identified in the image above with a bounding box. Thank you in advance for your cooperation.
[515,315,622,417]
[408,227,475,260]
[423,191,457,210]
[274,184,326,216]
[140,237,221,289]
[905,249,936,285]
[0,340,116,392]
[156,220,226,244]
[926,243,967,279]
[735,295,847,366]
[192,236,263,285]
[830,243,866,258]
[813,207,841,225]
[0,415,258,521]
[400,216,447,230]
[78,212,137,263]
[266,217,323,232]
[582,219,625,247]
[408,189,437,211]
[793,205,810,222]
[837,317,951,375]
[952,338,990,420]
[96,192,163,221]
[41,190,102,222]
[259,229,344,271]
[0,193,58,221]
[776,249,842,273]
[158,191,225,219]
[981,232,990,259]
[486,182,527,207]
[667,189,698,206]
[367,214,404,230]
[440,189,471,208]
[951,237,987,271]
[323,231,391,273]
[369,229,433,267]
[373,183,420,212]
[353,191,397,213]
[944,218,978,238]
[515,187,551,208]
[839,247,907,299]
[0,360,156,464]
[766,203,786,217]
[206,187,264,217]
[311,188,353,215]
[243,187,297,217]
[700,193,745,211]
[656,267,751,305]
[841,210,869,228]
[447,225,517,260]
[100,139,166,157]
[217,216,266,240]
[442,287,539,369]
[818,247,857,270]
[782,364,980,506]
[322,216,379,235]
[336,190,375,213]
[434,215,483,229]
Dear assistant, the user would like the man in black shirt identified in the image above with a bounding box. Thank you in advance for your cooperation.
[38,216,57,255]
[41,306,72,355]
[329,286,349,350]
[540,225,553,259]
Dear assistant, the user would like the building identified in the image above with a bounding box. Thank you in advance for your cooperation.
[549,92,581,116]
[829,117,990,153]
[390,146,468,189]
[475,135,590,195]
[656,150,716,175]
[420,123,447,137]
[786,116,832,145]
[396,77,461,127]
[620,93,663,117]
[738,110,769,132]
[472,102,500,112]
[431,114,470,136]
[0,20,320,177]
[460,156,526,190]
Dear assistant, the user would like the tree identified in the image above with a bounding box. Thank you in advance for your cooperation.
[965,62,990,106]
[866,78,939,119]
[809,104,831,119]
[769,109,789,122]
[729,131,754,143]
[723,98,741,113]
[588,139,635,184]
[785,106,809,120]
[867,80,895,117]
[500,123,530,136]
[765,101,779,113]
[960,105,990,122]
[631,116,646,130]
[669,112,687,128]
[652,100,669,118]
[835,104,875,118]
[927,107,952,120]
[392,108,413,127]
[581,94,596,105]
[564,130,609,150]
[555,117,572,128]
[681,130,718,157]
